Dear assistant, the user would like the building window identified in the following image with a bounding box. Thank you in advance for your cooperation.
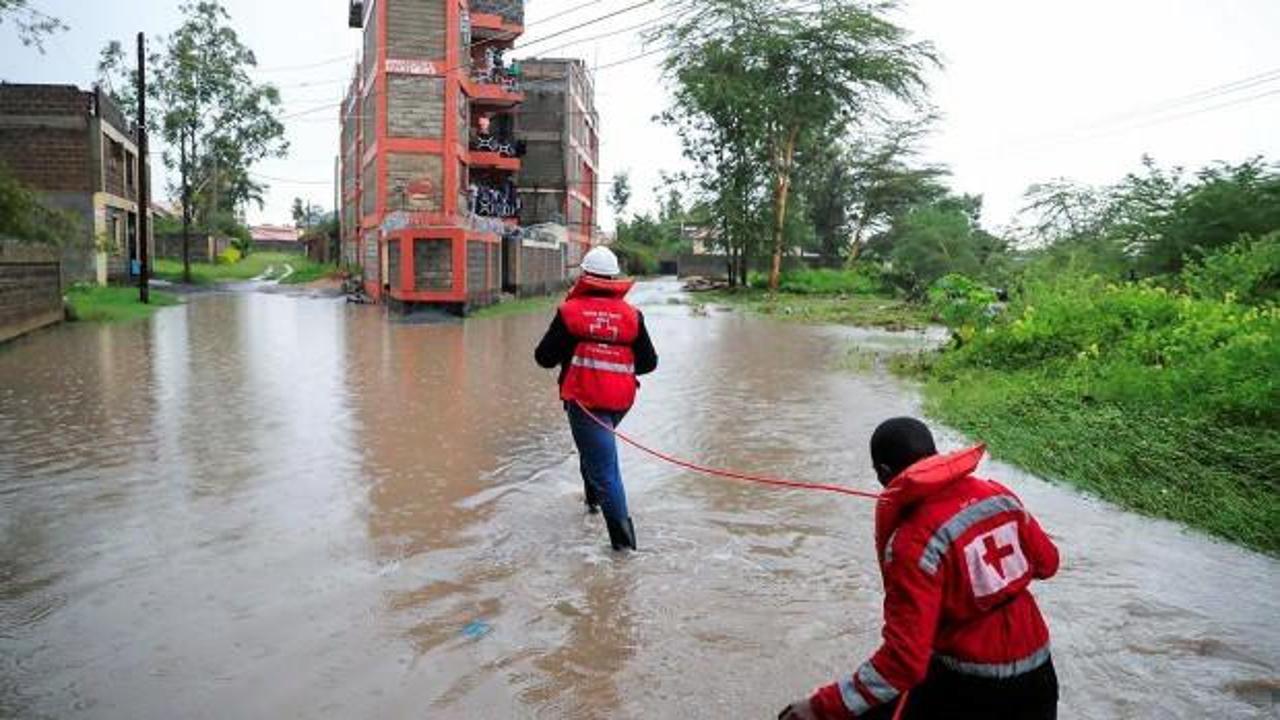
[414,238,453,290]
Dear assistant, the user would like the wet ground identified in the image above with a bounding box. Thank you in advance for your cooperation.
[1,279,1277,718]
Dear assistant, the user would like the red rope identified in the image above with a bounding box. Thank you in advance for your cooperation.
[891,691,911,720]
[574,401,882,501]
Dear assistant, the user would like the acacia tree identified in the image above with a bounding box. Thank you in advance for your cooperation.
[0,0,66,52]
[658,30,770,285]
[99,1,287,282]
[661,0,937,290]
[608,171,632,220]
[843,120,949,264]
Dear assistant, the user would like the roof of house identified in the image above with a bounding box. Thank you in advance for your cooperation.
[250,225,300,242]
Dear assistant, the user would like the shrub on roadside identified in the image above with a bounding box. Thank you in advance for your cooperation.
[928,273,998,344]
[612,240,658,275]
[746,266,888,295]
[1180,232,1279,306]
[216,247,242,265]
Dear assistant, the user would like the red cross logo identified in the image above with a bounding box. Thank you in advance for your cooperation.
[588,314,619,341]
[981,535,1016,578]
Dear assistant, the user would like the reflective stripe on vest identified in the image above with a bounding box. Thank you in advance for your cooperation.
[919,495,1024,575]
[570,355,635,374]
[839,660,899,715]
[936,644,1051,679]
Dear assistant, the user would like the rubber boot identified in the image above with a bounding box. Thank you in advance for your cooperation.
[606,516,637,551]
[584,480,600,515]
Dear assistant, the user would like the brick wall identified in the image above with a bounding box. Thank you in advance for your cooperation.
[387,0,446,60]
[0,85,93,193]
[387,75,444,138]
[0,241,63,343]
[386,153,443,212]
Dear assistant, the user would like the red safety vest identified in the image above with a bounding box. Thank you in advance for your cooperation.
[811,445,1061,719]
[558,275,640,412]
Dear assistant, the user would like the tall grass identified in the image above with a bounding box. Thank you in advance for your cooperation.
[65,285,180,322]
[920,270,1280,554]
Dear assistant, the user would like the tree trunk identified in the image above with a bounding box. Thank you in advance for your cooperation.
[768,127,800,292]
[181,127,192,284]
[845,208,872,268]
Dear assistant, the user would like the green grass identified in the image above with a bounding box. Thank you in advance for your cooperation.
[153,252,336,285]
[887,273,1280,555]
[65,285,180,323]
[470,295,558,319]
[278,256,338,285]
[912,366,1280,556]
[705,288,931,329]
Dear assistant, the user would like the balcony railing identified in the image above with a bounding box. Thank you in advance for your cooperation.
[470,68,520,93]
[469,133,524,158]
[468,181,521,219]
[471,0,523,26]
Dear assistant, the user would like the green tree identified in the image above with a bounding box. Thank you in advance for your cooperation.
[0,0,66,52]
[100,1,287,282]
[0,163,81,245]
[608,171,631,220]
[291,197,325,230]
[876,194,1007,298]
[661,0,937,290]
[845,121,949,264]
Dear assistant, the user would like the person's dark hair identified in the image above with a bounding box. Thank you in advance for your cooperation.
[870,417,937,485]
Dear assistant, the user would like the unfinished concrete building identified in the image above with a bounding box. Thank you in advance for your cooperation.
[341,0,525,312]
[0,84,152,284]
[516,58,599,264]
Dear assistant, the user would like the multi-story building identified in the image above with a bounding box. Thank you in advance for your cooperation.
[516,58,599,264]
[341,0,525,312]
[0,84,151,284]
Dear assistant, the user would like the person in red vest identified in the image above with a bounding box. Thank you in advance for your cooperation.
[780,417,1060,719]
[535,247,658,551]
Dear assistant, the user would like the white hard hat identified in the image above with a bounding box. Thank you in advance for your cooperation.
[581,246,621,277]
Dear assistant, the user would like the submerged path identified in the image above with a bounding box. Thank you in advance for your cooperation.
[0,279,1275,718]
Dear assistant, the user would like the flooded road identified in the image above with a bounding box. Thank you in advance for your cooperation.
[2,279,1276,718]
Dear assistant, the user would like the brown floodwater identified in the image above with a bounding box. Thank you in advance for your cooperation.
[1,279,1277,719]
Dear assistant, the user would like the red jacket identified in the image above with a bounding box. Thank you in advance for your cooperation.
[811,445,1060,718]
[558,275,641,412]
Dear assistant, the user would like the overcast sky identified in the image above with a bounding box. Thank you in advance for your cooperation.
[3,0,1278,232]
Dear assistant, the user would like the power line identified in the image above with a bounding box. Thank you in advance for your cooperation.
[525,0,609,29]
[256,52,358,73]
[515,0,658,53]
[996,67,1280,150]
[514,8,680,60]
[1064,67,1280,133]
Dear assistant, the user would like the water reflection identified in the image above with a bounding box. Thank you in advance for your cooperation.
[0,284,1276,718]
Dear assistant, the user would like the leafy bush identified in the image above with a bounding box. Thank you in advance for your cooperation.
[0,164,83,245]
[923,270,1280,552]
[745,266,888,294]
[936,274,1280,425]
[1181,232,1279,306]
[216,247,242,265]
[928,273,998,344]
[611,240,658,275]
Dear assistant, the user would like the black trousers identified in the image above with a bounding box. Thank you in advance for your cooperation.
[862,658,1058,720]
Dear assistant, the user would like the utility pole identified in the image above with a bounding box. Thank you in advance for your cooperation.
[181,127,192,283]
[136,32,150,303]
[211,151,218,225]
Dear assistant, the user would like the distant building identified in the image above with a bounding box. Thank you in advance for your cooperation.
[339,0,526,311]
[516,58,599,265]
[250,224,303,253]
[0,83,152,284]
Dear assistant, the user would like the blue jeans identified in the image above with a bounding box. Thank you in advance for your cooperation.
[566,403,631,541]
